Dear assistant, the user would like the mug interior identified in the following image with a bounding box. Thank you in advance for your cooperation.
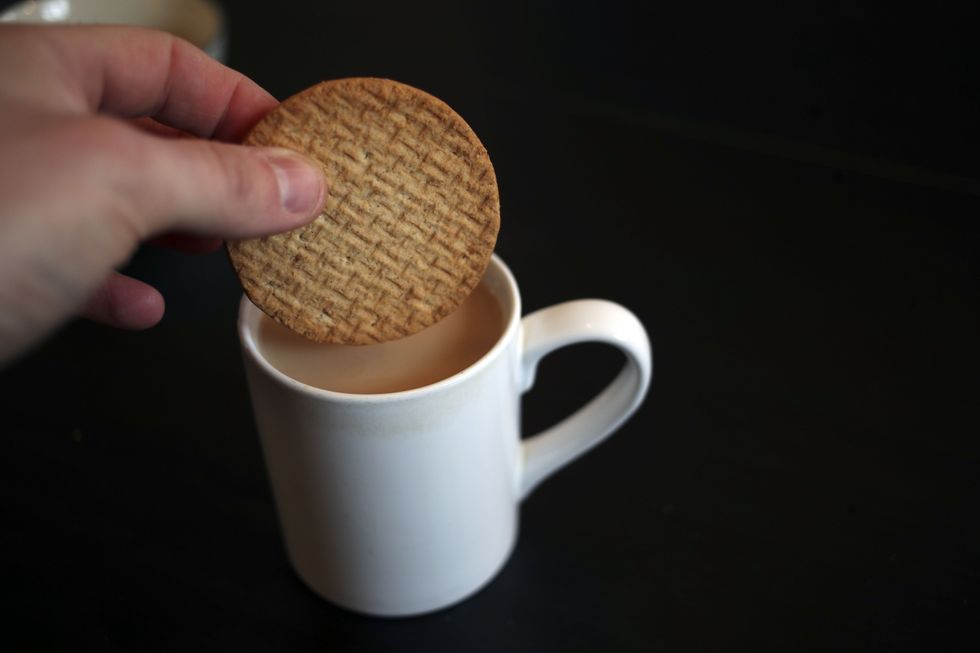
[239,254,521,400]
[1,0,223,51]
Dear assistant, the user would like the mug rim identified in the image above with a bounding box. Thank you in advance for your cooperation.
[238,254,522,404]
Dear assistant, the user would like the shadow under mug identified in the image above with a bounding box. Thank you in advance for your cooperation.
[238,255,652,616]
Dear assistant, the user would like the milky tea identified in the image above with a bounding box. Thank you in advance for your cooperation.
[257,281,505,394]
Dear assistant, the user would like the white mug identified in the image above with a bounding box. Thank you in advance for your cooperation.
[1,0,227,62]
[237,255,652,616]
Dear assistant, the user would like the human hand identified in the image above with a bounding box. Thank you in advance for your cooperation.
[0,25,327,364]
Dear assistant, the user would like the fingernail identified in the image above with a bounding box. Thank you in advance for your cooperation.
[263,149,326,214]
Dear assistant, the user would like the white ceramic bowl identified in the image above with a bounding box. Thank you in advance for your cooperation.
[1,0,227,61]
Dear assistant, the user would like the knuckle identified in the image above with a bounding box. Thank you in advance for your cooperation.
[207,143,279,215]
[214,144,257,204]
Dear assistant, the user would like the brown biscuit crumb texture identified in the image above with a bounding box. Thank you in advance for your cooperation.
[226,78,500,344]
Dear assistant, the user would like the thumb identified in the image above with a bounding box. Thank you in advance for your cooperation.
[130,135,327,239]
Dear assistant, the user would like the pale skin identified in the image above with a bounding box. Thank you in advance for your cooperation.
[0,25,328,364]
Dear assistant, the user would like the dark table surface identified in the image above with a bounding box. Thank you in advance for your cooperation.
[2,1,979,651]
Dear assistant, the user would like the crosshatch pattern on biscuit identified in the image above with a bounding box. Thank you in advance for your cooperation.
[227,78,500,344]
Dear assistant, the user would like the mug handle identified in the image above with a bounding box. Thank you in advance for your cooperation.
[518,300,653,498]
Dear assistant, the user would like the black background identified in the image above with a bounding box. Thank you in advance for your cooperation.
[2,1,979,651]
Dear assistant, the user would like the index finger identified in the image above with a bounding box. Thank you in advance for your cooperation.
[41,25,277,142]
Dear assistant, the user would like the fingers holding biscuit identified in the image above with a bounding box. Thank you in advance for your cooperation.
[37,25,277,142]
[124,135,327,240]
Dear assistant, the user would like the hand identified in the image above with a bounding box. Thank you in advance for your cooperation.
[0,25,327,364]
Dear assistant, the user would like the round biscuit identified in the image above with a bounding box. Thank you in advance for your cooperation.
[226,78,500,344]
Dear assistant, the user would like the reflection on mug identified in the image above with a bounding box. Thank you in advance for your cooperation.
[1,0,227,62]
